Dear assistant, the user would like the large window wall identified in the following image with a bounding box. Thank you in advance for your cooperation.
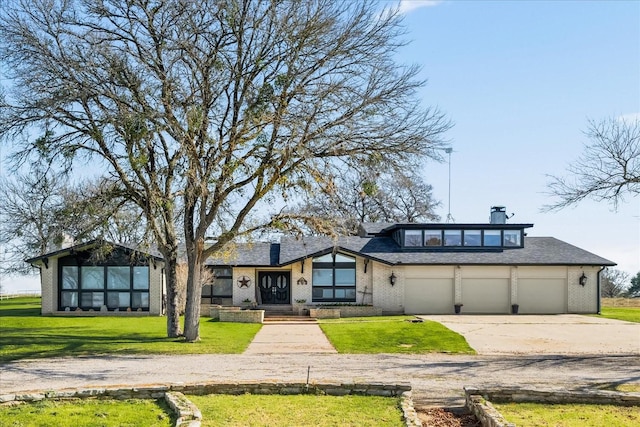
[58,249,150,311]
[312,253,356,302]
[60,265,149,311]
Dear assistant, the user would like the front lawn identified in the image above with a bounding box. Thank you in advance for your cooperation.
[597,307,640,323]
[188,394,405,427]
[0,297,261,363]
[0,398,174,427]
[493,402,640,427]
[318,316,475,354]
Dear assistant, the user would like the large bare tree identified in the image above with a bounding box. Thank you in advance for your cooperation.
[0,172,67,275]
[545,117,640,211]
[600,268,631,298]
[0,0,449,341]
[292,165,441,235]
[0,170,148,275]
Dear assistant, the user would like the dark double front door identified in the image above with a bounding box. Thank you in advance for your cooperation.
[258,272,291,304]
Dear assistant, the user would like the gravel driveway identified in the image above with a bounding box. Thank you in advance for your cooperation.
[2,353,639,407]
[1,316,639,407]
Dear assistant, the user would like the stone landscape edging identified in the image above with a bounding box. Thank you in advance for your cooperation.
[464,386,640,427]
[0,381,420,427]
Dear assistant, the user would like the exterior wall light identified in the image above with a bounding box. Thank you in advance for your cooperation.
[579,272,587,286]
[297,277,308,286]
[389,272,397,286]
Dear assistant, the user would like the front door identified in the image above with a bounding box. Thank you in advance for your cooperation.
[258,272,291,304]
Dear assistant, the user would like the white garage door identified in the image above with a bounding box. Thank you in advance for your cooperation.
[518,278,566,314]
[404,278,454,314]
[462,279,510,313]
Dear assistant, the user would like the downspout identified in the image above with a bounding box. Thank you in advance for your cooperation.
[597,266,606,315]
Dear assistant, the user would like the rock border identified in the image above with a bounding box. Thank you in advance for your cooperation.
[465,387,640,427]
[0,381,420,427]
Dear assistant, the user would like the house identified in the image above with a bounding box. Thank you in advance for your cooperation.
[203,207,616,315]
[26,240,165,315]
[28,207,616,316]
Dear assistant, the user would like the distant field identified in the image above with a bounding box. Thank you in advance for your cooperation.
[602,298,640,308]
[0,292,41,300]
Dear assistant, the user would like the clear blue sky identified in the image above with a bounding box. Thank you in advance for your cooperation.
[2,0,639,292]
[392,0,639,276]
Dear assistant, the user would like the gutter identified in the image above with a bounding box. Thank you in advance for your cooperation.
[597,266,606,314]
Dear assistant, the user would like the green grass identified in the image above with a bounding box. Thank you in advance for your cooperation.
[597,306,640,323]
[0,297,261,362]
[318,316,475,354]
[188,393,405,426]
[0,398,174,427]
[595,382,640,393]
[493,402,640,427]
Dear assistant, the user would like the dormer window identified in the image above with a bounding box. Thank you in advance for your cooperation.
[394,225,527,250]
[503,230,521,247]
[404,230,422,247]
[463,230,481,246]
[483,230,501,246]
[444,230,462,246]
[424,230,442,246]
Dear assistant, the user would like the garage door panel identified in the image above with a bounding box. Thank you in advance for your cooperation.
[518,278,566,314]
[404,278,454,314]
[462,279,510,313]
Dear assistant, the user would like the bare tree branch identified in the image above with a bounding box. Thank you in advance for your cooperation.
[544,117,640,211]
[1,0,451,341]
[601,268,630,298]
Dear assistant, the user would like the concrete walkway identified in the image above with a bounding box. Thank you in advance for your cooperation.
[244,321,337,354]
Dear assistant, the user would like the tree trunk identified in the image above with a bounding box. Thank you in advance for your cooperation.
[162,248,182,338]
[183,239,204,342]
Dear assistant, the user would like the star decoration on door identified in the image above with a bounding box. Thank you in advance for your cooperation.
[237,276,251,288]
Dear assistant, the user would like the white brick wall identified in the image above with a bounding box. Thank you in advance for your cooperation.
[232,267,258,305]
[354,257,373,305]
[371,262,403,313]
[226,262,601,314]
[454,266,462,304]
[567,266,599,313]
[510,266,518,305]
[40,258,56,315]
[290,261,312,304]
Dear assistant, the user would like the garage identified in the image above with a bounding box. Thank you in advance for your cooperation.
[518,278,567,314]
[404,278,454,314]
[461,278,510,313]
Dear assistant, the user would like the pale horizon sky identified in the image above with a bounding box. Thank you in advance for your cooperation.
[1,0,639,292]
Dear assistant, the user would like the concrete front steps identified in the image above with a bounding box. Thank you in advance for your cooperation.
[260,304,316,323]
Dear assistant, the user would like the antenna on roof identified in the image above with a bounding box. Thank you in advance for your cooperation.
[443,147,455,223]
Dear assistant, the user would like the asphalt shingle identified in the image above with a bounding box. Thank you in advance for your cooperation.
[206,235,615,267]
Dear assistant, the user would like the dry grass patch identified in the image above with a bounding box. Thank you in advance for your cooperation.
[602,298,640,307]
[595,383,640,393]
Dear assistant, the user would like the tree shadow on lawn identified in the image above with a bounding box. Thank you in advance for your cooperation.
[0,328,182,363]
[0,307,43,316]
